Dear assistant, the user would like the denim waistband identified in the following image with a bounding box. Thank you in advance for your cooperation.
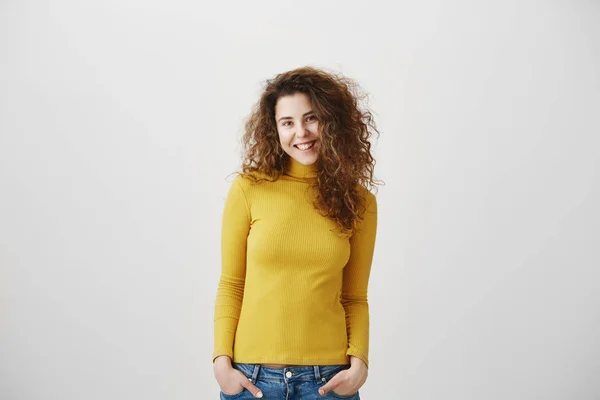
[232,362,351,384]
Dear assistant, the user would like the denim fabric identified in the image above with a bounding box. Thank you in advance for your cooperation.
[219,362,360,400]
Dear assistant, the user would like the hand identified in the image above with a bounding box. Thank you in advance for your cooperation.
[318,357,368,397]
[213,356,263,398]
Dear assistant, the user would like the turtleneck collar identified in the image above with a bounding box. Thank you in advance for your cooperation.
[284,156,318,179]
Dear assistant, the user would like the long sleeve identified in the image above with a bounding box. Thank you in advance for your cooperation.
[213,177,251,362]
[342,191,378,368]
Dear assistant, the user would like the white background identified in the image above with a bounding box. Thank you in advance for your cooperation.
[1,0,599,399]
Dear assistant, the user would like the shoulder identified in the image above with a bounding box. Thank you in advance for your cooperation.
[227,170,275,197]
[234,171,273,186]
[356,185,377,206]
[355,185,377,222]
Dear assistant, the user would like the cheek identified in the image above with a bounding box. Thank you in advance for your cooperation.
[312,123,320,136]
[278,131,293,146]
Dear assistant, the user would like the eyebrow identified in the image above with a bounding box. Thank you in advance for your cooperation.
[277,111,315,122]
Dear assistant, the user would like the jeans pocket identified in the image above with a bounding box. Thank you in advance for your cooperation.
[321,365,358,399]
[219,388,246,399]
[329,389,359,399]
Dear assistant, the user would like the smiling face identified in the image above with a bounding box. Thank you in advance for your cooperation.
[274,92,320,165]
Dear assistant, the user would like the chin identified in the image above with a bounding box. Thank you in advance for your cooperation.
[293,154,318,165]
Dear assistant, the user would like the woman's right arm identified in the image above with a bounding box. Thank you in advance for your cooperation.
[213,178,264,397]
[213,177,251,362]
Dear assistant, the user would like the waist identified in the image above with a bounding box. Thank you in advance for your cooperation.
[233,362,351,382]
[260,363,302,368]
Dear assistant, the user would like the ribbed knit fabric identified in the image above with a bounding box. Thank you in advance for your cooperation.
[213,157,377,367]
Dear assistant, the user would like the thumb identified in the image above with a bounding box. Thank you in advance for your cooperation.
[241,378,263,398]
[319,377,341,396]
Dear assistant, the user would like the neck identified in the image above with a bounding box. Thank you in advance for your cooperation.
[284,156,317,179]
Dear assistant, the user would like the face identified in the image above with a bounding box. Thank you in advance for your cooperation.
[274,92,320,165]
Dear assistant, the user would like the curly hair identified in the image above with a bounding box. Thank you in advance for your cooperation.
[234,66,383,236]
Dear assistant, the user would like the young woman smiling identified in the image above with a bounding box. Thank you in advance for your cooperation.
[213,66,381,400]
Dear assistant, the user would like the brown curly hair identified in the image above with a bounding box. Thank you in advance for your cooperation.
[234,66,383,235]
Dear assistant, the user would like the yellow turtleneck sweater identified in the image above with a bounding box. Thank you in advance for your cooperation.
[213,157,377,367]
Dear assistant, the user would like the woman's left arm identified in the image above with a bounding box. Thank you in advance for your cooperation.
[341,191,378,369]
[319,193,377,396]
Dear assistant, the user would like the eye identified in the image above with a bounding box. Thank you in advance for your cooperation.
[306,115,317,122]
[282,121,292,127]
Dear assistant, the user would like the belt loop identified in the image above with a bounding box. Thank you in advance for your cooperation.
[250,364,261,383]
[314,365,322,383]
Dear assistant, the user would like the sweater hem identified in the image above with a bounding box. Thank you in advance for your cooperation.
[232,355,351,365]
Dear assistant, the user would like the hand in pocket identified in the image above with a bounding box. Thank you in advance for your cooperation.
[215,365,263,398]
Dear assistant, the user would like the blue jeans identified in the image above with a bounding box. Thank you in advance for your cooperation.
[219,362,361,400]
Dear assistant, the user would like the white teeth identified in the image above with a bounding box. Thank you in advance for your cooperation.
[295,141,315,150]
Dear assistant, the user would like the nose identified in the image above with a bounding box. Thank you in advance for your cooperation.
[296,121,309,137]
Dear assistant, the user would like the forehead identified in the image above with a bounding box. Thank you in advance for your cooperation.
[275,93,313,117]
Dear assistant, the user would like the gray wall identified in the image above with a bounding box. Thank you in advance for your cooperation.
[1,0,599,399]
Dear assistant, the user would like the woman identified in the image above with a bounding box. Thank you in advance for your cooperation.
[213,66,381,399]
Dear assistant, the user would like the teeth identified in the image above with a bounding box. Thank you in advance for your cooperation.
[296,141,315,150]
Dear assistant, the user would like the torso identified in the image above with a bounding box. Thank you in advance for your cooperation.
[222,174,374,367]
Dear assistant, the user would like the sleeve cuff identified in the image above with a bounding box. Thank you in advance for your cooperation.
[212,350,233,363]
[346,346,369,368]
